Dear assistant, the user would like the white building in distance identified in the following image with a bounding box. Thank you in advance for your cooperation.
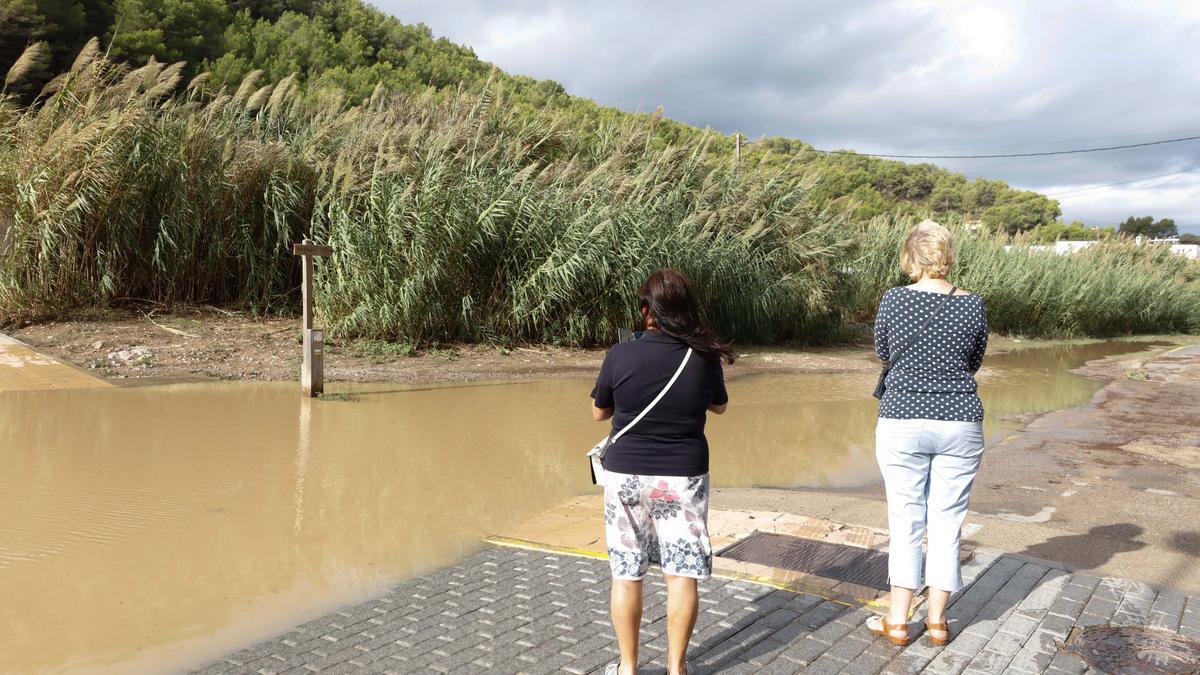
[1006,237,1199,259]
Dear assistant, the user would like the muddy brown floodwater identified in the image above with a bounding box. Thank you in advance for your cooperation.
[712,340,1162,488]
[0,340,1159,673]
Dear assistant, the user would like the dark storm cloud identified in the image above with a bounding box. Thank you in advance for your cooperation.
[374,0,1200,227]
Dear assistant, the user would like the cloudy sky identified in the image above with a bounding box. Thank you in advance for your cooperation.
[375,0,1200,233]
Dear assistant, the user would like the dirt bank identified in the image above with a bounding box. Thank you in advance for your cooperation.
[11,307,1086,385]
[9,309,868,384]
[715,342,1200,593]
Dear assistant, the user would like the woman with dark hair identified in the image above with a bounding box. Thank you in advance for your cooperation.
[591,269,733,675]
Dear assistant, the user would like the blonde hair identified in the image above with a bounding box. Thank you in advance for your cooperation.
[900,219,955,280]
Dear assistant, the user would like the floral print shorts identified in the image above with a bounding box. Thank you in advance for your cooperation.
[603,471,712,580]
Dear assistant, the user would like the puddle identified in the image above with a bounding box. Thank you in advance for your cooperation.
[0,340,1159,672]
[714,340,1163,488]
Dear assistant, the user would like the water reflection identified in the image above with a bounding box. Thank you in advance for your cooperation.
[0,340,1158,673]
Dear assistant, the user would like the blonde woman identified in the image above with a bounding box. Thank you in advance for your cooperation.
[867,220,989,646]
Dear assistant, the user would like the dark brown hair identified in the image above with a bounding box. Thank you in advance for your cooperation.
[640,269,735,364]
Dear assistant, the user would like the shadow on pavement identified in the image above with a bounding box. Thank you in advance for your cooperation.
[1164,530,1200,589]
[688,590,860,673]
[1018,523,1146,570]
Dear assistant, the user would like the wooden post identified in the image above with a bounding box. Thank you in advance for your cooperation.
[293,239,334,397]
[735,132,741,163]
[302,244,314,331]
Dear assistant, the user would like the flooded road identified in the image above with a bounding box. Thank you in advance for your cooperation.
[715,340,1159,488]
[0,340,1157,673]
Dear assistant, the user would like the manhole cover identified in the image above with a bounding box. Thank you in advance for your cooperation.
[1062,625,1200,674]
[716,531,890,590]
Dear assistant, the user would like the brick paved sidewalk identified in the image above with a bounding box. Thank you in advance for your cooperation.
[194,545,1200,674]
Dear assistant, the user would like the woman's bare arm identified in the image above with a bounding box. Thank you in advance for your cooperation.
[592,404,614,421]
[708,403,727,415]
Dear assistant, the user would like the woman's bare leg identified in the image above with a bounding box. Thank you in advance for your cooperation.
[866,585,914,640]
[888,585,914,626]
[926,587,951,640]
[611,579,643,674]
[665,574,698,675]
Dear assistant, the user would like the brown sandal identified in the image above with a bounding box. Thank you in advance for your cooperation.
[926,620,950,646]
[867,616,910,646]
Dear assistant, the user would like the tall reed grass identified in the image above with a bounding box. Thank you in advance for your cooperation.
[0,47,850,344]
[311,92,854,344]
[2,46,1198,344]
[0,48,308,315]
[848,217,1200,337]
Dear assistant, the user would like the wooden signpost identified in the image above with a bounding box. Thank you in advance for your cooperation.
[293,239,334,397]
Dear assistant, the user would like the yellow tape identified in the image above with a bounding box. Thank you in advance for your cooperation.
[482,535,608,560]
[1163,343,1197,355]
[482,535,886,613]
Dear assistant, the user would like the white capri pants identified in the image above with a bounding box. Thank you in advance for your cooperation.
[875,418,985,592]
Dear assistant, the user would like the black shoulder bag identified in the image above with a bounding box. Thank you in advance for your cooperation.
[873,286,957,400]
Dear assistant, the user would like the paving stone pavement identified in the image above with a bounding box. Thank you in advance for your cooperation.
[193,545,1200,674]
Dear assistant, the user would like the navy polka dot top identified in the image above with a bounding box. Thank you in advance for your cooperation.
[874,286,989,422]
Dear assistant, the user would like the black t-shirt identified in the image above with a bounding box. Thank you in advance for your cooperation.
[591,332,728,477]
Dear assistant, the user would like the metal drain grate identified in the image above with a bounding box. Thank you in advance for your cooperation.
[1062,625,1200,674]
[717,531,890,590]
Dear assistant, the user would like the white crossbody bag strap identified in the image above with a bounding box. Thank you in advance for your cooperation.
[610,347,693,443]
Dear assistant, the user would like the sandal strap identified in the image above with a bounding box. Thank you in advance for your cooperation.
[870,617,903,631]
[927,621,948,630]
